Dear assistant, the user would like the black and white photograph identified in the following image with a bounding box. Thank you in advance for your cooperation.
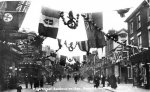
[0,0,150,92]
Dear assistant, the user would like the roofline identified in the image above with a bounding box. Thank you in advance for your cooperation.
[125,0,147,22]
[116,28,128,34]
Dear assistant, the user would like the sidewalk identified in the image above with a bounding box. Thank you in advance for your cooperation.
[83,78,150,92]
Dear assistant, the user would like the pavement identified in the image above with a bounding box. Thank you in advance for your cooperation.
[83,78,150,92]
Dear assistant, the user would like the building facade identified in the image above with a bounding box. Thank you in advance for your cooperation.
[104,28,129,83]
[125,0,150,89]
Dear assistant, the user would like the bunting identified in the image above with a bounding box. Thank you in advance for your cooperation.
[78,40,89,52]
[83,12,106,49]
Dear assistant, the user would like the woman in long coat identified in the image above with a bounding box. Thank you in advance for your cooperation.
[110,74,117,89]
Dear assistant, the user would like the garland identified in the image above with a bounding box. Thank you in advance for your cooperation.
[66,57,73,62]
[64,40,77,51]
[60,11,79,29]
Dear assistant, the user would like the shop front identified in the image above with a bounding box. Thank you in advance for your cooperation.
[130,50,150,89]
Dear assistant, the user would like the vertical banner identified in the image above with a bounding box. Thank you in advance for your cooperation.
[0,1,31,30]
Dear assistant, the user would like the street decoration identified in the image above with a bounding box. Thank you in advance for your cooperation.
[67,57,73,62]
[60,11,79,29]
[64,40,78,51]
[115,8,131,17]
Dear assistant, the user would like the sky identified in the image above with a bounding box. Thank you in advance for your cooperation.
[20,0,144,59]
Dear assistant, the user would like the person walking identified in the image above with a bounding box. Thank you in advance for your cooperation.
[110,74,117,89]
[59,75,62,81]
[94,75,100,88]
[117,76,120,84]
[40,75,44,88]
[51,75,55,86]
[67,74,70,81]
[101,75,106,87]
[24,75,28,89]
[74,74,78,84]
[29,75,33,89]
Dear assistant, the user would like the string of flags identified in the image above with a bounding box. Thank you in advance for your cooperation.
[0,1,132,64]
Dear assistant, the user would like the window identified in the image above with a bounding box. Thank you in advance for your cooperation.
[137,14,141,29]
[128,66,133,79]
[130,37,134,45]
[130,37,134,55]
[149,30,150,47]
[138,35,142,48]
[148,8,150,22]
[130,22,133,34]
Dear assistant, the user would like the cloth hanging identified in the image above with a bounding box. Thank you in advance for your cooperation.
[38,6,61,38]
[0,1,30,30]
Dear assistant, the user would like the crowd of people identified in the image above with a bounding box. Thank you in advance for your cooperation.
[92,74,118,89]
[16,73,119,91]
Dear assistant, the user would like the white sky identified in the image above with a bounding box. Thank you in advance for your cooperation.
[20,0,144,59]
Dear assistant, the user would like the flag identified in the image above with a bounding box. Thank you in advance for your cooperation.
[78,40,89,52]
[83,12,106,48]
[0,1,30,30]
[95,31,106,48]
[91,12,103,29]
[57,39,62,49]
[116,8,130,17]
[38,6,61,38]
[59,55,66,66]
[0,12,26,30]
[56,39,62,52]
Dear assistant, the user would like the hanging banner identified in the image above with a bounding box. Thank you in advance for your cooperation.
[0,1,31,30]
[38,6,61,38]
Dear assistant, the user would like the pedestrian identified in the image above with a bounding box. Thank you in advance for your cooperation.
[17,86,22,92]
[94,75,100,88]
[51,75,55,86]
[40,76,44,88]
[67,74,70,81]
[117,76,120,84]
[59,75,62,81]
[24,75,28,88]
[74,74,78,84]
[29,75,33,89]
[107,75,110,86]
[34,77,39,88]
[110,74,117,89]
[101,75,106,87]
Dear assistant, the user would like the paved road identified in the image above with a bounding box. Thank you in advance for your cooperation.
[3,78,111,92]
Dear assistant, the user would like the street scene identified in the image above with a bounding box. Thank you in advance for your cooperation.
[0,0,150,92]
